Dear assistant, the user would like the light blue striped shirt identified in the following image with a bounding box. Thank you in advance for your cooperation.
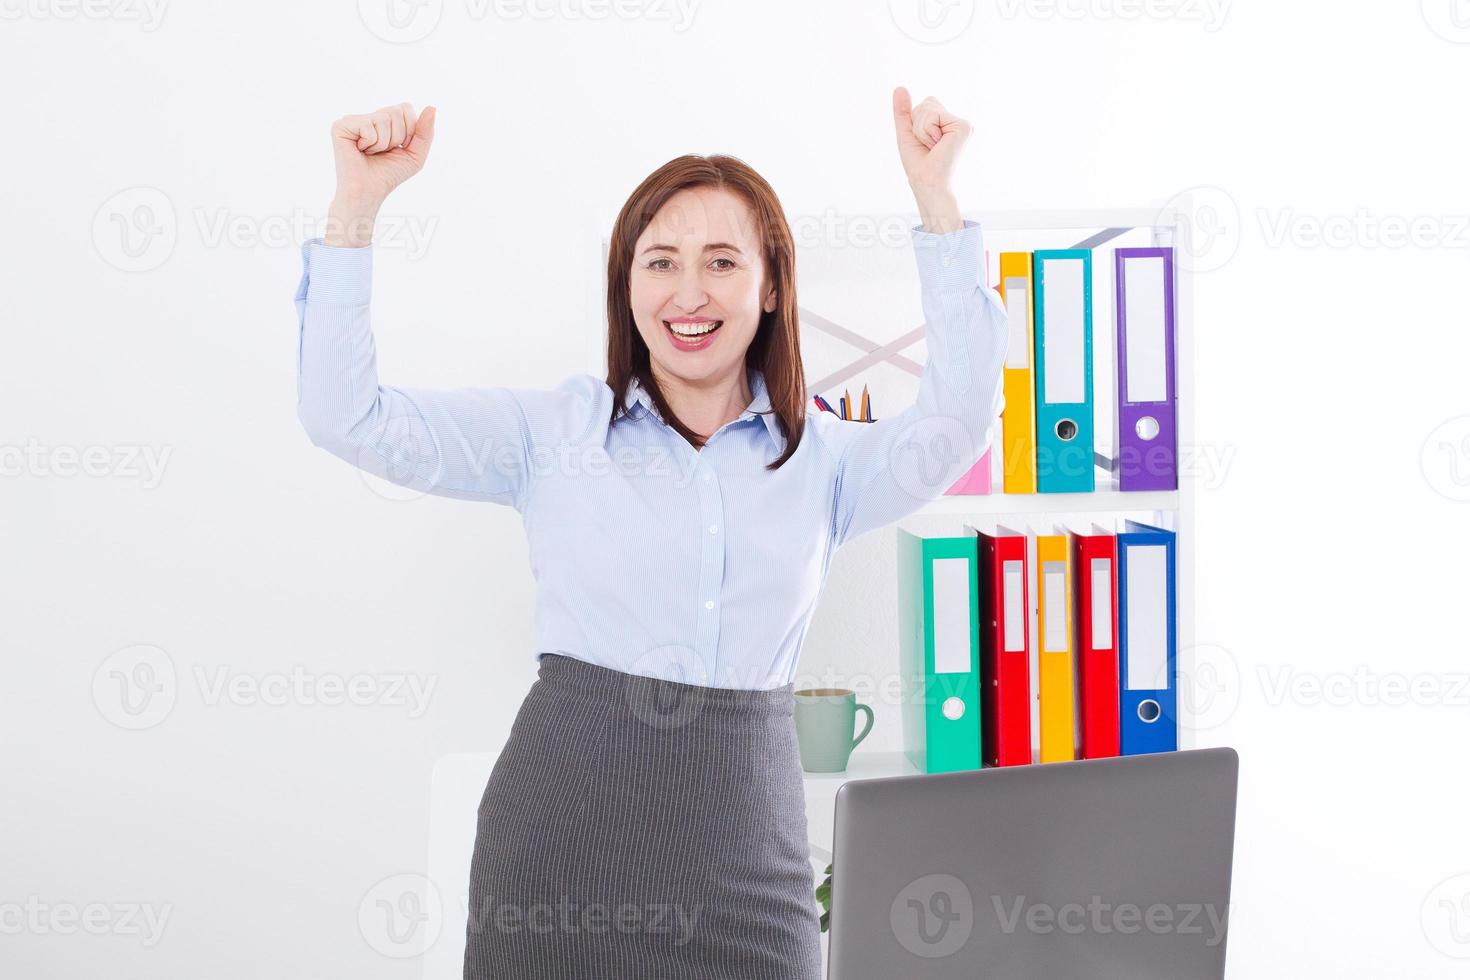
[294,219,1007,689]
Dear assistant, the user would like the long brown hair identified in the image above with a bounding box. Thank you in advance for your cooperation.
[604,154,805,471]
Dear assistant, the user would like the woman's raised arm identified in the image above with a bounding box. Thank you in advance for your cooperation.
[816,89,1009,547]
[295,104,593,509]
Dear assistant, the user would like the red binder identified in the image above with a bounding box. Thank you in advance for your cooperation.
[1071,526,1120,759]
[970,524,1032,767]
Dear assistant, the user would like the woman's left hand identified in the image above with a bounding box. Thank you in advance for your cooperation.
[893,87,970,190]
[893,87,969,233]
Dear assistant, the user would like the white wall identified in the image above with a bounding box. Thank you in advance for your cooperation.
[3,2,1469,976]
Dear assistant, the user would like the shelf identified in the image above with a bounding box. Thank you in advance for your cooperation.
[912,489,1179,518]
[969,207,1183,232]
[802,749,919,788]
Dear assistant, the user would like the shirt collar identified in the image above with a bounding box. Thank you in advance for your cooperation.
[624,368,784,450]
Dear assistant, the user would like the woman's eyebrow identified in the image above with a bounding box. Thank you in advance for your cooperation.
[639,242,745,256]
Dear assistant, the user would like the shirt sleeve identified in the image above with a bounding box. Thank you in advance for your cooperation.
[816,218,1008,549]
[293,237,598,511]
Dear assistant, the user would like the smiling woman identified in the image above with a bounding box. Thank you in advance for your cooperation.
[609,166,795,461]
[294,89,1006,978]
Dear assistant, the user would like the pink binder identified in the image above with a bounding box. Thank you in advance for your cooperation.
[945,449,993,495]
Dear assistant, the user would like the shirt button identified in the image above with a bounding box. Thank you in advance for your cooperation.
[704,600,715,610]
[709,524,718,534]
[702,473,711,482]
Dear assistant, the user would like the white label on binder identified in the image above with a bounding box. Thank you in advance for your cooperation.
[932,557,971,674]
[1042,258,1086,405]
[1003,560,1024,653]
[1125,544,1168,690]
[1124,256,1167,404]
[1042,561,1067,653]
[1091,558,1112,649]
[1004,277,1030,369]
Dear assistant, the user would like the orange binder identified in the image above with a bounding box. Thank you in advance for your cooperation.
[1036,529,1077,763]
[998,252,1037,493]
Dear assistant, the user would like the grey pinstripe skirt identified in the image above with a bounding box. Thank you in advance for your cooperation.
[463,653,822,979]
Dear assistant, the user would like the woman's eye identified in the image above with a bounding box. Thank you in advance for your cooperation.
[647,257,736,272]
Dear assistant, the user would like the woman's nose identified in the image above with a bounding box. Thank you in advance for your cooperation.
[671,271,710,311]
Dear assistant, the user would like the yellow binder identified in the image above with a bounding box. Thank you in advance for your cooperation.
[1036,530,1077,763]
[999,253,1037,493]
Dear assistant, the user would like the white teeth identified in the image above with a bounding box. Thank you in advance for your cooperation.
[667,320,721,337]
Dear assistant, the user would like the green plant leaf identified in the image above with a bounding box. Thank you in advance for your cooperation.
[816,861,835,933]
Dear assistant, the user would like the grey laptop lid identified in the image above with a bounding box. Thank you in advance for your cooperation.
[828,747,1238,980]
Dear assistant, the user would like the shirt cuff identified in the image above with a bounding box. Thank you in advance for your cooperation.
[297,237,374,305]
[910,218,984,294]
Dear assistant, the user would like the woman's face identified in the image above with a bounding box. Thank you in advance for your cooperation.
[629,186,775,389]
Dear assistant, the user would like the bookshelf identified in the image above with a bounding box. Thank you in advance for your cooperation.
[798,205,1195,976]
[798,199,1199,838]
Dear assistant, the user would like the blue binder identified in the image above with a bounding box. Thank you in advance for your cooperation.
[1032,249,1095,493]
[1116,520,1177,755]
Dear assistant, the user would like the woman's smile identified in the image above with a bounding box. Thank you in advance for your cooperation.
[664,317,723,351]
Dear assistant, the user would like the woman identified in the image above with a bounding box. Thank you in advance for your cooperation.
[295,89,1007,979]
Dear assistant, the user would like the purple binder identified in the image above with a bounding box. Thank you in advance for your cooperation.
[1114,248,1178,491]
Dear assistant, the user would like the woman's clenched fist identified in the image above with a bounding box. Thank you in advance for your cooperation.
[892,87,969,193]
[892,87,967,235]
[326,102,436,247]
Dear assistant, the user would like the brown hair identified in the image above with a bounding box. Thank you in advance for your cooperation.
[604,154,805,471]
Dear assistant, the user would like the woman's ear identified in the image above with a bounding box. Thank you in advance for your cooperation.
[763,288,776,313]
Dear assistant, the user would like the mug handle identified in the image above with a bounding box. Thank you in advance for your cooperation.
[851,703,875,749]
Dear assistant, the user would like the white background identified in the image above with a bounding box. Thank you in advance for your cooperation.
[4,1,1470,977]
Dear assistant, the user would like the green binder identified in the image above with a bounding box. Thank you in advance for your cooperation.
[897,527,983,773]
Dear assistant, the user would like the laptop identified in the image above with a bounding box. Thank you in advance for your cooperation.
[827,747,1238,979]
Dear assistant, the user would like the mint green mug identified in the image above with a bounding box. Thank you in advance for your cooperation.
[794,688,875,773]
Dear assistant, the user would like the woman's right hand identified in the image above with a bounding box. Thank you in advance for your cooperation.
[325,102,436,247]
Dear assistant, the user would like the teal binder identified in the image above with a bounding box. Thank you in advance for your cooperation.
[897,528,983,773]
[1033,248,1096,493]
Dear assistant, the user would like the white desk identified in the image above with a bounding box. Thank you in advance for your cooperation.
[800,750,920,864]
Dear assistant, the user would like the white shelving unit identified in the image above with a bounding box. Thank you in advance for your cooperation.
[798,205,1196,975]
[917,488,1178,517]
[798,200,1199,845]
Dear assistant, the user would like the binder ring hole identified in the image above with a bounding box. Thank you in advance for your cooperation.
[1055,419,1078,442]
[1137,699,1161,724]
[1136,416,1160,441]
[942,696,966,721]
